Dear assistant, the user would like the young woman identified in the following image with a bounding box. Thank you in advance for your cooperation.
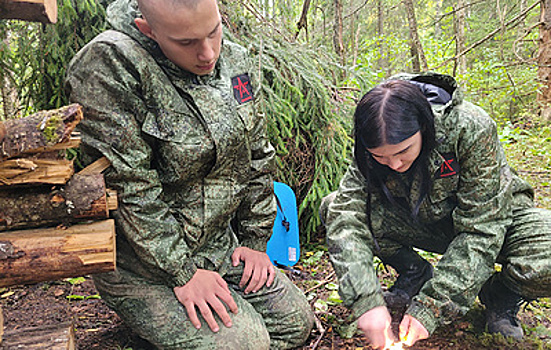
[322,73,551,349]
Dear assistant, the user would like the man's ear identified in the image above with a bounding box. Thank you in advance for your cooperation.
[135,18,155,40]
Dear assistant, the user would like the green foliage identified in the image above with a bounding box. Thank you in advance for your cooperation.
[0,0,107,117]
[65,276,87,285]
[66,293,101,300]
[226,27,354,241]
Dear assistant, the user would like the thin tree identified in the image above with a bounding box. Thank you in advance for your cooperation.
[333,0,345,67]
[377,0,390,76]
[454,0,467,75]
[403,0,428,72]
[538,0,551,121]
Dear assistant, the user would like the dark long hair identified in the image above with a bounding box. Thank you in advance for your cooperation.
[354,80,437,235]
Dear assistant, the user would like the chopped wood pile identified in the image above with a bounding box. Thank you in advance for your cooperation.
[0,104,117,231]
[0,105,117,347]
[0,103,117,284]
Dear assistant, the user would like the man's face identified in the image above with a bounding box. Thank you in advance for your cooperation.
[136,0,222,76]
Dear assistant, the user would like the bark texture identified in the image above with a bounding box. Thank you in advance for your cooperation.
[0,104,82,160]
[0,173,110,231]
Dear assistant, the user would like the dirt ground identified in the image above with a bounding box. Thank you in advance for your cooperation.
[1,247,550,350]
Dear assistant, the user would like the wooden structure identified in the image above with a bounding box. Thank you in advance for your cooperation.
[0,0,57,24]
[0,105,116,348]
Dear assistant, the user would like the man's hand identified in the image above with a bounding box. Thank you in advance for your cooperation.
[231,246,275,294]
[357,306,395,349]
[173,269,238,332]
[399,314,429,346]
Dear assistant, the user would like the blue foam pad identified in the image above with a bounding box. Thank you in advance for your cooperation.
[266,182,300,266]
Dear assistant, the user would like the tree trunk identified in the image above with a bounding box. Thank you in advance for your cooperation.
[295,0,311,40]
[454,0,467,75]
[0,104,82,160]
[403,0,428,72]
[1,322,74,349]
[0,219,115,288]
[538,0,551,121]
[0,0,57,23]
[332,0,345,67]
[377,0,389,76]
[0,173,111,231]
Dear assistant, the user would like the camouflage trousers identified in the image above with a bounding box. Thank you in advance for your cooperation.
[320,192,551,299]
[93,263,314,350]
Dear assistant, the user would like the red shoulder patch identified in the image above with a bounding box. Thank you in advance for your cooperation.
[436,153,459,178]
[232,74,254,104]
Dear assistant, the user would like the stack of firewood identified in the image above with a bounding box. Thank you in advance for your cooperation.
[0,105,116,349]
[0,103,117,284]
[0,2,116,349]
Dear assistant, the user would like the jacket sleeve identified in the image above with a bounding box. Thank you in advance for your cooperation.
[234,57,277,252]
[325,160,386,318]
[407,103,514,334]
[65,40,197,287]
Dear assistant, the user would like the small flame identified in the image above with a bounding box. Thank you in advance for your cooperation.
[386,342,405,350]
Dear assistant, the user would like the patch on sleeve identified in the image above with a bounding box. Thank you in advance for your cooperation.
[436,153,460,178]
[232,73,254,104]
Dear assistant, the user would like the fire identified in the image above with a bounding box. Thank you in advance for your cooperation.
[386,342,405,350]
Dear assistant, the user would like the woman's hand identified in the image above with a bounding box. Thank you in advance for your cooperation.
[357,306,395,349]
[399,314,429,346]
[231,246,276,294]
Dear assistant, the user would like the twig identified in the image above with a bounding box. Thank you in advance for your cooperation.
[305,271,336,294]
[310,314,326,350]
[432,1,540,70]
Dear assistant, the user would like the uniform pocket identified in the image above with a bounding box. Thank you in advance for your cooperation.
[141,109,214,184]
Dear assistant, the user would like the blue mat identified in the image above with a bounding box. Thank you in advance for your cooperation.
[266,182,300,266]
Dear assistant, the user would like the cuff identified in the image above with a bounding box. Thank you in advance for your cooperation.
[406,299,440,335]
[172,261,198,287]
[351,292,386,320]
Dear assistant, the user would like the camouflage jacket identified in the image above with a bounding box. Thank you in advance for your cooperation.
[65,0,276,288]
[325,73,534,334]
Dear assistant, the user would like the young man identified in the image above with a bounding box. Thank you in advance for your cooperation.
[65,0,314,348]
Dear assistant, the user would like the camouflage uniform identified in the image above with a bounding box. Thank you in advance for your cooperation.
[65,0,313,348]
[322,72,551,335]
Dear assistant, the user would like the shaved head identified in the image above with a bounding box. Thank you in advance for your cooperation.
[137,0,202,25]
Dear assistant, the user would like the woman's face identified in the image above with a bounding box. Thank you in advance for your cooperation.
[367,131,423,173]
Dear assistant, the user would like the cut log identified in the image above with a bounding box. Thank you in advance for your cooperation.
[0,104,82,160]
[0,0,57,24]
[0,219,115,288]
[0,173,111,231]
[0,158,74,186]
[0,322,74,349]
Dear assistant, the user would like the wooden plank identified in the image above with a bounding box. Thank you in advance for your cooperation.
[0,219,116,288]
[0,0,57,24]
[77,156,111,175]
[0,322,74,349]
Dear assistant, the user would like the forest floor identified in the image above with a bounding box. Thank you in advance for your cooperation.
[1,124,550,350]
